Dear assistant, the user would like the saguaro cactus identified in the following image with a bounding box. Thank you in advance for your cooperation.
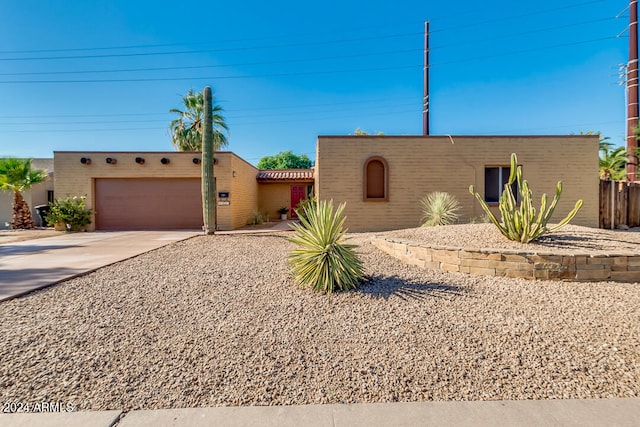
[469,153,583,243]
[202,86,216,234]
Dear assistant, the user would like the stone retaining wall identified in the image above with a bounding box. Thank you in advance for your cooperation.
[371,237,640,282]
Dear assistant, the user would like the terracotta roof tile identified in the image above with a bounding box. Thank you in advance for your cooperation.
[256,169,314,181]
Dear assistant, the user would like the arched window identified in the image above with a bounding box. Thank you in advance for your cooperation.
[363,156,388,201]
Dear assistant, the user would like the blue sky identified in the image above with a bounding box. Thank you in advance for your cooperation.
[0,0,631,165]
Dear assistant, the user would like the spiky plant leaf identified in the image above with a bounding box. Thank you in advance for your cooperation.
[469,153,583,243]
[288,200,363,294]
[420,192,461,227]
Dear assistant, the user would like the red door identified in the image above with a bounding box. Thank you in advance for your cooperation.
[290,185,306,218]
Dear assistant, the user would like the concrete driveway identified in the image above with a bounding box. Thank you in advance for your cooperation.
[0,230,199,301]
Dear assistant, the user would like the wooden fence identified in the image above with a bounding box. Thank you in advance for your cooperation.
[599,180,640,229]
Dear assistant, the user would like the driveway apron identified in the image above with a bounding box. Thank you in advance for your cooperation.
[0,231,199,301]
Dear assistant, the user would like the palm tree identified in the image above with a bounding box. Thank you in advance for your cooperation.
[599,146,627,181]
[168,88,229,151]
[0,158,47,229]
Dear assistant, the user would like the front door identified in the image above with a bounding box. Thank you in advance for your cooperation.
[290,185,306,218]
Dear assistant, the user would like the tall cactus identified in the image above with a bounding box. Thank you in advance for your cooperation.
[202,86,216,235]
[469,153,583,243]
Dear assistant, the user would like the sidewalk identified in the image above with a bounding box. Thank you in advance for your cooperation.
[2,399,639,427]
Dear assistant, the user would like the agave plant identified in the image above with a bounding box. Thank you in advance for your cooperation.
[469,153,583,243]
[420,192,460,226]
[288,200,363,294]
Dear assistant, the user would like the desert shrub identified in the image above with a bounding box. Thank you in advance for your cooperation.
[468,214,491,224]
[420,192,460,226]
[294,196,317,222]
[288,199,363,294]
[45,196,92,231]
[469,153,583,243]
[248,209,266,225]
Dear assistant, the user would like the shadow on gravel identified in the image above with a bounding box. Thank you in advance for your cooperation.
[535,229,640,252]
[358,275,465,301]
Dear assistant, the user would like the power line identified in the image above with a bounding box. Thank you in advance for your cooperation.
[0,32,622,85]
[0,102,420,125]
[431,16,619,50]
[0,0,607,57]
[0,64,421,84]
[430,35,619,67]
[0,49,421,77]
[0,96,419,119]
[0,14,617,78]
[431,0,609,34]
[0,108,419,132]
[0,32,423,62]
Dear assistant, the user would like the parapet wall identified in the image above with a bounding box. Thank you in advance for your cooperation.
[372,237,640,282]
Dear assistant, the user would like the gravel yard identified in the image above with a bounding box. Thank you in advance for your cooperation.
[384,224,640,255]
[1,228,639,411]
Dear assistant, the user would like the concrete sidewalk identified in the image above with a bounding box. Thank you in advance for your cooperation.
[2,399,639,427]
[0,230,199,301]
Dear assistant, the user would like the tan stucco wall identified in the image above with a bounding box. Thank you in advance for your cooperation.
[53,151,258,231]
[316,136,600,232]
[230,155,260,228]
[258,182,314,220]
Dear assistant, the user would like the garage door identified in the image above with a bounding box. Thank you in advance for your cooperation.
[96,178,203,230]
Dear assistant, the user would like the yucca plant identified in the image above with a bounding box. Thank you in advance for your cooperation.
[420,192,460,226]
[294,196,317,222]
[288,200,363,294]
[469,153,583,243]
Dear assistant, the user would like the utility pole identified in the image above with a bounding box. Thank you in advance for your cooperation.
[627,0,638,181]
[423,20,430,136]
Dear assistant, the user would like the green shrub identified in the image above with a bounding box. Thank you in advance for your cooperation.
[288,199,363,294]
[420,192,460,226]
[469,153,583,243]
[45,196,92,231]
[294,196,317,222]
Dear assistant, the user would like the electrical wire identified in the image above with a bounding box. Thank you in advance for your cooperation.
[0,49,421,77]
[0,32,423,62]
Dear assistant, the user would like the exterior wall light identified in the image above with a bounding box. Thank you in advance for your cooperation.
[135,157,145,165]
[232,170,237,177]
[161,157,170,165]
[80,157,91,165]
[106,157,117,165]
[192,158,201,164]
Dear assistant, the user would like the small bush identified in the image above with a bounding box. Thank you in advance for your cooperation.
[469,214,491,224]
[288,199,363,294]
[420,192,460,226]
[294,196,317,222]
[248,209,266,225]
[45,196,92,231]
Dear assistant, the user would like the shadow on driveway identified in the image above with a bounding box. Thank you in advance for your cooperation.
[0,244,81,257]
[0,266,85,301]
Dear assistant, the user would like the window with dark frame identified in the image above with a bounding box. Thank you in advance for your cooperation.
[484,166,518,203]
[363,156,388,201]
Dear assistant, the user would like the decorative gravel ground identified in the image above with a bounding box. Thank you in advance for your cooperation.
[1,228,639,411]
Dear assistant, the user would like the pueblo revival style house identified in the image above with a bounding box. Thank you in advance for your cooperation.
[52,135,599,232]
